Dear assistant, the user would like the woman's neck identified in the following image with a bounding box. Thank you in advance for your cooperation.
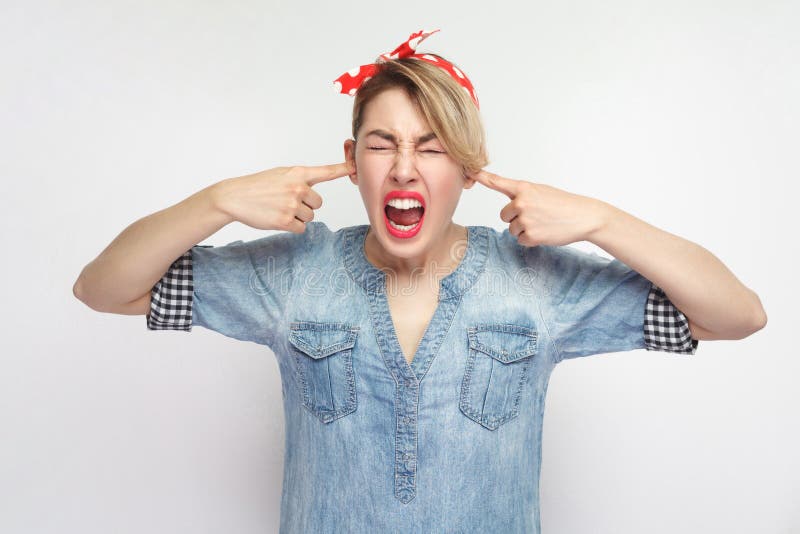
[364,222,468,282]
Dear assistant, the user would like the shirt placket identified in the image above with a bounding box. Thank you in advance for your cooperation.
[395,378,418,503]
[367,285,422,504]
[368,286,467,504]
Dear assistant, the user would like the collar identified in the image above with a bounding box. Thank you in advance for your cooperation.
[343,224,489,300]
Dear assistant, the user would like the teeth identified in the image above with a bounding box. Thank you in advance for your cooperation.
[388,220,420,231]
[387,197,423,209]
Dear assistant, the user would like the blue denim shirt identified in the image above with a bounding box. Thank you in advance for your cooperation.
[147,221,698,533]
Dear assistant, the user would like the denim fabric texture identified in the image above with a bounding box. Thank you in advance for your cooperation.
[147,221,698,533]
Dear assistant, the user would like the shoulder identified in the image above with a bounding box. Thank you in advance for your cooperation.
[258,221,358,262]
[479,225,619,276]
[239,220,341,250]
[478,225,557,266]
[193,221,341,263]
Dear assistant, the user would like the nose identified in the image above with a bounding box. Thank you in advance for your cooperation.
[390,144,420,184]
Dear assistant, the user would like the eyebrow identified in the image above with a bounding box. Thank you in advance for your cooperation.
[364,129,439,144]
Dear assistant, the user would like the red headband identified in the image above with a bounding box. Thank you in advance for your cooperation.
[332,29,480,109]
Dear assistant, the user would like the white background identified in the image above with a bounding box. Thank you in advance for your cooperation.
[2,1,797,532]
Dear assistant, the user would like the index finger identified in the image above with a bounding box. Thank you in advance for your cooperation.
[469,169,520,198]
[301,162,355,186]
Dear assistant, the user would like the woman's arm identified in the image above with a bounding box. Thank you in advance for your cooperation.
[468,169,767,341]
[587,201,767,340]
[73,180,234,314]
[73,163,351,315]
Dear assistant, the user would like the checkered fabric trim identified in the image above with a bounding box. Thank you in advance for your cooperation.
[644,284,698,354]
[146,248,203,331]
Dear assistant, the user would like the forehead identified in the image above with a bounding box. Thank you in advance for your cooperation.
[360,88,433,137]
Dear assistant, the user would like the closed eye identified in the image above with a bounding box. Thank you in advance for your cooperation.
[367,147,445,154]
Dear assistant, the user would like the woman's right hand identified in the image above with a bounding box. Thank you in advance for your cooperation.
[211,162,354,233]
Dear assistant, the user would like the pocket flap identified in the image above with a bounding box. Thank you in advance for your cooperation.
[288,321,359,360]
[468,324,538,363]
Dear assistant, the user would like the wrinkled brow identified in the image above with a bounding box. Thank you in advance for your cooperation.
[364,129,438,144]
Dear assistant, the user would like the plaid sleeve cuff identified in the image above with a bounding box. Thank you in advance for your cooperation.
[643,283,699,354]
[146,249,193,331]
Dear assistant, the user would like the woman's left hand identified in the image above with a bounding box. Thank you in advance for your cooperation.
[469,169,611,247]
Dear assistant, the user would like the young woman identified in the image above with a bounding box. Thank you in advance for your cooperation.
[74,29,766,534]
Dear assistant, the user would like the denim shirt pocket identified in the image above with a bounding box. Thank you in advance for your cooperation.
[460,324,538,430]
[288,321,360,424]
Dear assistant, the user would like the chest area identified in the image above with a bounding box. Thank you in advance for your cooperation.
[385,288,439,365]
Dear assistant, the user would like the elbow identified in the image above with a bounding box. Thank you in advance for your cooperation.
[72,273,103,311]
[748,289,768,334]
[703,294,767,341]
[73,275,87,303]
[750,306,767,334]
[73,276,101,311]
[73,273,151,315]
[736,296,767,340]
[734,312,767,341]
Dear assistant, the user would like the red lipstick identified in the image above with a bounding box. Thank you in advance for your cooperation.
[383,190,426,239]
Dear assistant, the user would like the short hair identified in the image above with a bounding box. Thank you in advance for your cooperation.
[350,55,489,176]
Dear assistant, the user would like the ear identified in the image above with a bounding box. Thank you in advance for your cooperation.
[462,171,477,189]
[344,139,358,185]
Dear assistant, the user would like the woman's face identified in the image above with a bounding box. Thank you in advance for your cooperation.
[343,87,475,259]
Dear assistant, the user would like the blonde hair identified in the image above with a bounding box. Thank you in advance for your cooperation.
[351,55,489,176]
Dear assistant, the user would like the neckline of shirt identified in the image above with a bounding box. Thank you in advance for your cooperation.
[343,223,489,300]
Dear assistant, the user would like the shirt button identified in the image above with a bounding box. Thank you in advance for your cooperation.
[402,452,414,461]
[402,416,414,425]
[404,380,415,387]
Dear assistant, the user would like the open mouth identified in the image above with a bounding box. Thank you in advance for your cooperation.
[383,193,425,237]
